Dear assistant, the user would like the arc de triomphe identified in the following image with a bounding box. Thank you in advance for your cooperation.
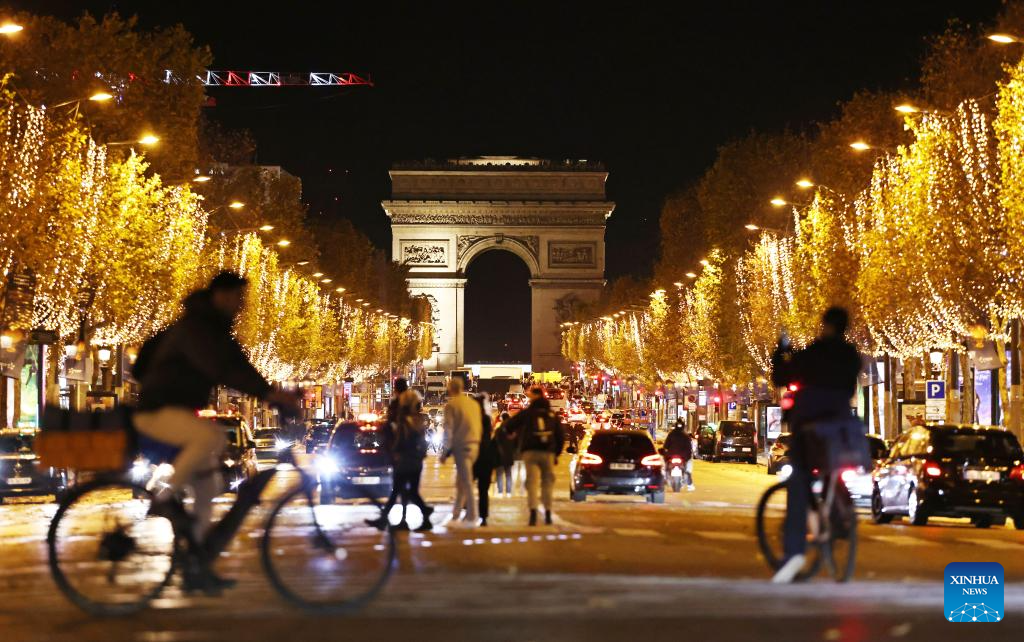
[384,157,614,373]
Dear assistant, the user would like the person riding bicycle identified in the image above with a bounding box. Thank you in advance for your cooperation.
[132,272,298,587]
[769,306,862,583]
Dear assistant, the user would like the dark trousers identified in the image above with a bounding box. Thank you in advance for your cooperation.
[384,461,429,520]
[783,458,810,560]
[476,465,494,520]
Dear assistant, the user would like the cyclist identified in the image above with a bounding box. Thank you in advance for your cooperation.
[769,306,861,583]
[132,272,298,587]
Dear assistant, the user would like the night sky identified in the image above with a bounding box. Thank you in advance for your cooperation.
[20,1,1006,362]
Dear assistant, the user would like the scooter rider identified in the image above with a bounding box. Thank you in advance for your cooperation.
[663,418,696,491]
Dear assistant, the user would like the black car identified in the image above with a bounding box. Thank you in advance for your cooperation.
[711,421,757,464]
[217,416,259,492]
[316,422,394,504]
[696,423,715,458]
[767,433,793,475]
[303,419,337,454]
[0,430,69,501]
[872,424,1024,528]
[569,429,665,503]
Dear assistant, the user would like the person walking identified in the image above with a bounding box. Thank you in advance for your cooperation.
[502,387,564,526]
[493,412,516,498]
[368,387,433,532]
[473,394,500,526]
[440,377,482,526]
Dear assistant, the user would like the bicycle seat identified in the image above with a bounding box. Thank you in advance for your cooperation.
[136,433,181,464]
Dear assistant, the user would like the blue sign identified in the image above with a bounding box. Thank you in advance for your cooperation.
[927,381,946,400]
[945,562,1003,622]
[727,401,737,411]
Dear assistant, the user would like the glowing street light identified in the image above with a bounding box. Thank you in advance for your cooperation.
[988,33,1020,44]
[138,134,159,146]
[673,282,683,287]
[849,141,871,151]
[795,179,815,189]
[228,201,245,209]
[361,302,370,307]
[770,197,788,207]
[894,103,919,114]
[276,239,291,247]
[320,278,332,283]
[335,286,346,293]
[0,23,23,34]
[312,272,324,278]
[745,223,760,231]
[192,175,212,183]
[685,272,697,279]
[89,92,114,102]
[699,259,711,267]
[258,224,274,232]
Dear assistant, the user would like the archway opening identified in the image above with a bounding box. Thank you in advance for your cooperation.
[464,249,531,364]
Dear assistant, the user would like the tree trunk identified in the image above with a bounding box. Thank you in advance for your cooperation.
[960,351,975,424]
[996,336,1009,427]
[1011,319,1022,440]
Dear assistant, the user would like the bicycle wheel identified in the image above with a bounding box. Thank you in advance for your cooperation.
[48,478,177,616]
[823,483,858,582]
[261,484,396,613]
[755,480,821,581]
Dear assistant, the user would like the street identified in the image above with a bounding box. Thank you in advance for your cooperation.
[2,455,1022,641]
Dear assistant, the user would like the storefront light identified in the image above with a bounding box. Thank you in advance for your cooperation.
[64,344,79,358]
[97,347,112,363]
[0,333,12,350]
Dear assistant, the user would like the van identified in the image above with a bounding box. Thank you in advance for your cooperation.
[711,420,758,464]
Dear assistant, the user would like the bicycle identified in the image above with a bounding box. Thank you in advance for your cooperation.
[47,436,396,616]
[755,465,858,582]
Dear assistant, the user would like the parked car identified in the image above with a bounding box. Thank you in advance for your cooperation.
[303,418,338,454]
[0,429,69,502]
[696,423,715,458]
[843,434,889,508]
[569,429,665,503]
[711,420,757,463]
[767,433,793,475]
[217,415,259,492]
[252,426,284,460]
[872,424,1024,528]
[316,422,393,504]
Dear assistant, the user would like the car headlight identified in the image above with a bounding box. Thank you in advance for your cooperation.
[316,454,340,476]
[131,457,151,482]
[275,438,292,451]
[779,464,793,480]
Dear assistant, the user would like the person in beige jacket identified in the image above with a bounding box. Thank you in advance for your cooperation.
[441,377,482,526]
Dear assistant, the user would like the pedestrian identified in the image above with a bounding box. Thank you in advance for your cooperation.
[367,388,433,531]
[501,386,564,526]
[473,394,500,526]
[494,412,516,497]
[440,377,482,526]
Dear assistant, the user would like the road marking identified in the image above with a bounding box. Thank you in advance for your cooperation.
[960,538,1022,550]
[868,534,938,547]
[612,528,663,538]
[693,530,750,541]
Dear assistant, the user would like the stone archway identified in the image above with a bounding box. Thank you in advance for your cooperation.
[384,157,613,373]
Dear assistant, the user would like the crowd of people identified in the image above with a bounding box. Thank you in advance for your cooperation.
[367,377,565,531]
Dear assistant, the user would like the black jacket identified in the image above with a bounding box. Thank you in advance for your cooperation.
[662,428,693,460]
[133,290,271,411]
[503,398,564,455]
[771,335,862,425]
[474,413,500,475]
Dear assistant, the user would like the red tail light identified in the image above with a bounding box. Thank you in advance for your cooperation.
[1010,464,1024,481]
[670,457,683,464]
[788,383,799,392]
[579,452,603,465]
[924,461,942,477]
[640,454,663,467]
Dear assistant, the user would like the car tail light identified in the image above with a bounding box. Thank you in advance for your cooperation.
[641,454,663,467]
[788,383,799,392]
[839,468,858,484]
[1010,464,1024,481]
[579,452,603,465]
[670,457,683,465]
[924,461,942,477]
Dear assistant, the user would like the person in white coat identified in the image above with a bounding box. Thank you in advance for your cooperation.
[440,377,482,526]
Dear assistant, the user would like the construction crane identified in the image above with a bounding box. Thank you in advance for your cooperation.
[165,70,373,87]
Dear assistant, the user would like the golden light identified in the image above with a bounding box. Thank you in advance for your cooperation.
[192,175,212,183]
[0,23,23,34]
[699,259,711,267]
[138,134,159,146]
[312,272,324,278]
[988,33,1018,44]
[229,201,245,209]
[673,282,684,287]
[296,261,310,266]
[849,141,871,151]
[335,287,346,293]
[894,103,919,114]
[770,197,787,207]
[64,343,78,358]
[0,333,12,349]
[744,223,759,231]
[320,278,332,283]
[361,302,370,307]
[97,347,112,363]
[376,308,383,313]
[276,239,291,247]
[89,92,114,102]
[685,272,697,278]
[258,224,274,232]
[355,298,364,302]
[795,179,814,189]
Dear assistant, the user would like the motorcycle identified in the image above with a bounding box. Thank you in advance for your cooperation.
[665,454,686,492]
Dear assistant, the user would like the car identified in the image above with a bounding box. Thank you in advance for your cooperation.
[843,434,889,508]
[217,415,259,491]
[696,423,715,457]
[767,433,793,475]
[872,424,1024,528]
[316,422,394,504]
[303,418,337,454]
[0,429,69,502]
[711,420,757,463]
[252,426,286,460]
[569,429,665,503]
[505,393,527,414]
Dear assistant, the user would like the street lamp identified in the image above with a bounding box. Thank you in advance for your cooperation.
[0,23,23,34]
[97,347,112,363]
[699,259,710,267]
[335,286,346,293]
[988,33,1021,44]
[849,140,872,151]
[744,223,760,231]
[685,272,697,279]
[770,197,788,207]
[192,175,212,183]
[276,239,291,247]
[894,103,919,114]
[108,134,159,147]
[795,179,815,189]
[51,91,115,109]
